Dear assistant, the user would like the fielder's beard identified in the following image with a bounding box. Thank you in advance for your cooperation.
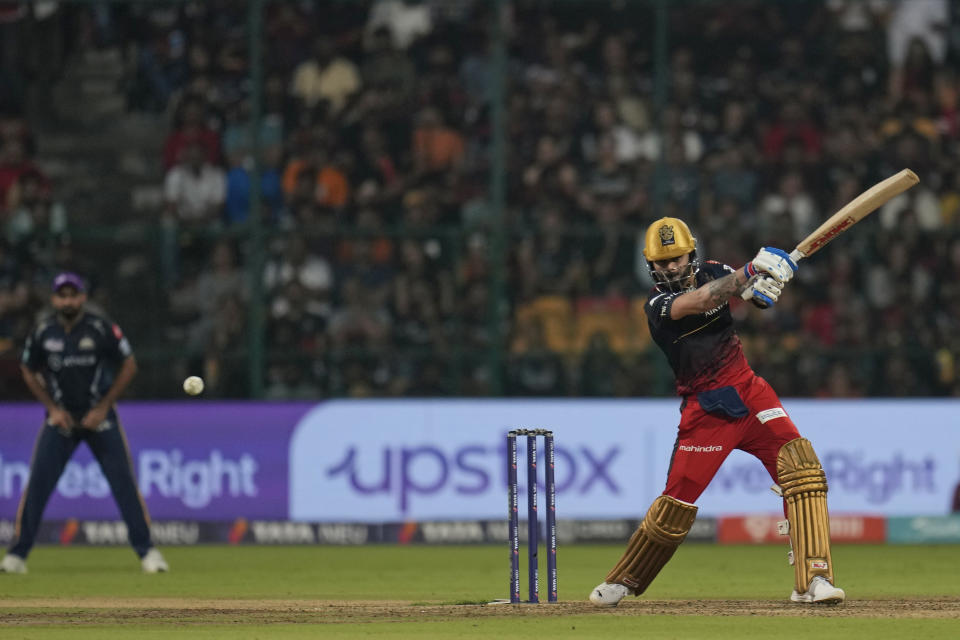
[57,306,83,322]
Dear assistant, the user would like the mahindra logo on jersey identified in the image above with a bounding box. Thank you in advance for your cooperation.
[678,445,723,453]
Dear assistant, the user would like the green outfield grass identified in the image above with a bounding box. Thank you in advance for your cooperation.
[0,544,958,638]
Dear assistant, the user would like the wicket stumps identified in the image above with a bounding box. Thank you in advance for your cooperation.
[507,429,557,604]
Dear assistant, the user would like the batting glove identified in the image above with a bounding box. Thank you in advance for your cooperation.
[749,275,783,309]
[745,247,798,284]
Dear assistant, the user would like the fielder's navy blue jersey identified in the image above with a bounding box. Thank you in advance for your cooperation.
[21,312,133,414]
[645,260,752,395]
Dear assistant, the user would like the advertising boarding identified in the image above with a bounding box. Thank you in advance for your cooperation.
[290,399,960,521]
[0,403,310,520]
[0,400,958,522]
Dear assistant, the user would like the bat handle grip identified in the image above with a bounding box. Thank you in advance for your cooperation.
[740,249,806,301]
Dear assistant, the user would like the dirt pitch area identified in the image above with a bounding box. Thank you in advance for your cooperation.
[1,597,959,626]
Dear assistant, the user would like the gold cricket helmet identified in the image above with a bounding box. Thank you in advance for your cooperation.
[643,217,697,261]
[644,217,699,293]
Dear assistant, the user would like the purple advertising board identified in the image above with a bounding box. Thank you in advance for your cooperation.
[4,399,959,526]
[0,403,312,520]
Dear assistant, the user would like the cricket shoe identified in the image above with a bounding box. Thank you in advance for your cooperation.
[790,576,845,604]
[141,548,169,573]
[0,554,27,574]
[589,582,633,607]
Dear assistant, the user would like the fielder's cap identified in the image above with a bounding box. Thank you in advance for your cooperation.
[52,271,86,293]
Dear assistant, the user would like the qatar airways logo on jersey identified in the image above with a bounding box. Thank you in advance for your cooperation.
[678,444,723,453]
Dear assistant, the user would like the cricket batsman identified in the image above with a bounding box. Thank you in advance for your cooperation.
[589,218,845,606]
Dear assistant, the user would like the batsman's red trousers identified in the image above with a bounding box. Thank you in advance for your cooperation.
[664,374,801,504]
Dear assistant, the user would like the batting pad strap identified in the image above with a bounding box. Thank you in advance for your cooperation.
[604,495,698,594]
[777,438,834,593]
[778,468,828,496]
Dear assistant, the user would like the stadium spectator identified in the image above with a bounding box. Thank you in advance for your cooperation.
[328,277,391,347]
[162,96,220,171]
[265,359,321,400]
[282,143,351,210]
[365,0,433,51]
[0,136,46,213]
[169,239,245,345]
[361,26,416,103]
[508,317,567,396]
[885,0,949,100]
[222,98,284,163]
[199,293,248,398]
[578,331,625,396]
[290,37,361,114]
[412,107,465,174]
[264,234,334,296]
[5,0,960,399]
[4,169,66,249]
[757,171,818,245]
[163,142,227,225]
[224,145,284,225]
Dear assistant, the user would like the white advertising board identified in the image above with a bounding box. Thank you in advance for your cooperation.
[289,399,960,521]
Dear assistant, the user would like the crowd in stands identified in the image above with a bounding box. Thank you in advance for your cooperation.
[2,0,960,399]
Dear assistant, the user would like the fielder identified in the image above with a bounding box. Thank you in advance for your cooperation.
[0,272,168,574]
[589,218,844,606]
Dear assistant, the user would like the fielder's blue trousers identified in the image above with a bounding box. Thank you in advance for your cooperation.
[8,411,153,559]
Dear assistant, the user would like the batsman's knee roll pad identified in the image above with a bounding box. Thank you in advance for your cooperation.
[777,438,834,592]
[605,495,698,594]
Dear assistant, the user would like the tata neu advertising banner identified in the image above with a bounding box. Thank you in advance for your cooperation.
[0,403,312,520]
[717,515,887,544]
[1,399,959,522]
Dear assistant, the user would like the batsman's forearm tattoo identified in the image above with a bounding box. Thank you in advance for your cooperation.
[705,272,749,307]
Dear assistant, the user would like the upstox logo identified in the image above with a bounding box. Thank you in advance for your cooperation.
[322,441,619,512]
[289,401,634,522]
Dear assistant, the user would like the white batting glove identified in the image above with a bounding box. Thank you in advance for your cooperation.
[749,275,783,309]
[745,247,798,284]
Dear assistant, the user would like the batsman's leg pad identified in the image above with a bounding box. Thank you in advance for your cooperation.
[777,438,834,593]
[604,495,698,594]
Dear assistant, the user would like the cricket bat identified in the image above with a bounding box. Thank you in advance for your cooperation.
[741,168,919,300]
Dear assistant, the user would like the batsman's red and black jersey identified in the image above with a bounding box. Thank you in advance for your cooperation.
[645,260,752,395]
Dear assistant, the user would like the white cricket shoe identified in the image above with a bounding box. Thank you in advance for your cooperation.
[141,548,169,573]
[0,554,27,574]
[791,576,845,604]
[589,582,633,607]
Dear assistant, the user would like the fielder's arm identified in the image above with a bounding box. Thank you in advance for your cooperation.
[80,355,137,430]
[21,364,75,429]
[20,364,59,414]
[669,269,751,319]
[96,355,138,410]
